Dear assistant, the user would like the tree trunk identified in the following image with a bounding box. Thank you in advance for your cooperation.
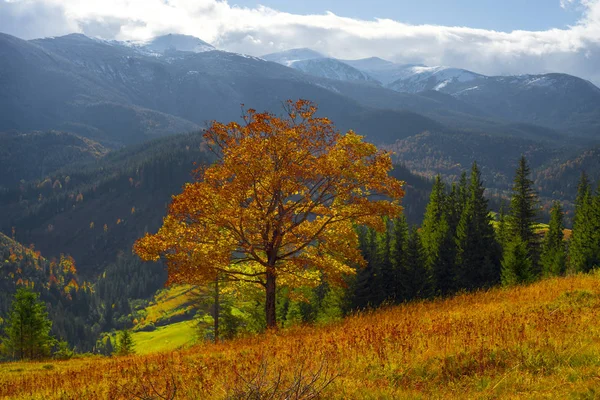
[214,274,219,343]
[265,268,277,329]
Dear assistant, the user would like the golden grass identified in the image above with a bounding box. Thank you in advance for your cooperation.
[2,273,600,399]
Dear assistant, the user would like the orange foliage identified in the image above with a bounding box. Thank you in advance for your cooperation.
[2,274,600,399]
[134,100,404,327]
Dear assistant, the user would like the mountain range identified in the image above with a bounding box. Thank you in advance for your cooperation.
[1,31,600,270]
[265,48,600,138]
[1,30,600,356]
[2,32,599,148]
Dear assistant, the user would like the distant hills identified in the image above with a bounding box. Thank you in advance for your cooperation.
[2,31,599,151]
[0,131,432,276]
[265,47,600,138]
[0,130,108,190]
[1,31,600,273]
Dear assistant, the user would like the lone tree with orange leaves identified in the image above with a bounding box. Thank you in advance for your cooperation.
[134,100,404,329]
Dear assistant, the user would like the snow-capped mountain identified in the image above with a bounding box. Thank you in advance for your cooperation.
[261,48,324,66]
[3,32,600,144]
[289,58,379,83]
[261,49,379,83]
[342,58,422,85]
[386,66,482,93]
[140,34,215,54]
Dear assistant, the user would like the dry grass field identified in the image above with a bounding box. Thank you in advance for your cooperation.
[2,272,600,399]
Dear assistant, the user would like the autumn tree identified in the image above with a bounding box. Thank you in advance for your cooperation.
[134,100,404,329]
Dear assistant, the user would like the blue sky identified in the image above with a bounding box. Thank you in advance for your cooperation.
[230,0,582,31]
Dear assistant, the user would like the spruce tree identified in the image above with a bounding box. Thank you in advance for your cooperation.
[351,226,379,309]
[569,173,595,272]
[400,226,431,301]
[420,176,455,296]
[508,156,539,270]
[540,201,566,277]
[458,171,468,210]
[501,237,533,286]
[446,182,463,234]
[592,183,600,270]
[496,202,509,250]
[2,287,55,360]
[116,329,135,356]
[455,162,502,290]
[390,216,409,301]
[374,220,394,305]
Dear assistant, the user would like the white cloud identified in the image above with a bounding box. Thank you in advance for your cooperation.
[2,0,600,84]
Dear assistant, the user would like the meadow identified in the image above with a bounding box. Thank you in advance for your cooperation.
[1,272,600,399]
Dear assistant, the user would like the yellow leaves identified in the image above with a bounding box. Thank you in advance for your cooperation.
[134,99,405,292]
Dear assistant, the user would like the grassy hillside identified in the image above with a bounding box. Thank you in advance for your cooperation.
[2,273,600,399]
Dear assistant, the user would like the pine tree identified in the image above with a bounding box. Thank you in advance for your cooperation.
[2,287,55,360]
[569,173,596,272]
[373,220,394,305]
[351,226,379,309]
[316,286,345,324]
[501,237,534,286]
[116,329,135,356]
[420,176,455,296]
[496,202,509,250]
[508,156,539,270]
[455,162,502,290]
[540,201,566,277]
[390,216,409,301]
[457,171,468,216]
[592,183,600,270]
[400,226,431,301]
[446,182,462,233]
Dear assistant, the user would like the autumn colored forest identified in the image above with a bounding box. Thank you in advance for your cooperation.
[2,100,600,400]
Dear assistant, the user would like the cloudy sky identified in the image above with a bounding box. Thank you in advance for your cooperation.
[1,0,600,83]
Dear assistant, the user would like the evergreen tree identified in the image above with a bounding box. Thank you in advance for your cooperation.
[446,182,462,233]
[540,201,566,277]
[390,216,409,301]
[569,173,596,272]
[399,226,431,301]
[2,287,55,360]
[116,329,135,356]
[316,286,345,324]
[455,162,502,290]
[501,237,533,286]
[592,184,600,269]
[104,337,114,355]
[458,171,468,210]
[496,202,509,251]
[508,156,539,270]
[420,176,455,296]
[351,227,379,309]
[373,220,394,305]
